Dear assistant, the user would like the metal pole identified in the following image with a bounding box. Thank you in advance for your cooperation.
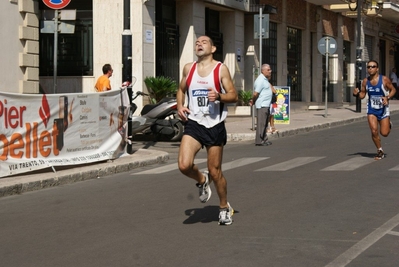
[252,7,263,131]
[259,7,262,74]
[123,0,134,155]
[355,0,362,113]
[324,37,329,117]
[53,11,58,94]
[252,65,256,131]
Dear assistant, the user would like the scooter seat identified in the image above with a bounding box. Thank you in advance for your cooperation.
[141,97,175,115]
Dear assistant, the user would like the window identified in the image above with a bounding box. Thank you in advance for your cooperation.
[262,22,277,85]
[287,27,302,101]
[39,1,93,76]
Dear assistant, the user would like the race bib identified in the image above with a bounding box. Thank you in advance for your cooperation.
[190,88,214,115]
[370,95,383,109]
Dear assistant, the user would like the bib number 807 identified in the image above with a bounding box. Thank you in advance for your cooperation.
[197,97,208,107]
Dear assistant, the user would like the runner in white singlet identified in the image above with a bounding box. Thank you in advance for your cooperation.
[177,36,238,225]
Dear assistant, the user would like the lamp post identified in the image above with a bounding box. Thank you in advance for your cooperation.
[355,0,362,113]
[351,0,384,112]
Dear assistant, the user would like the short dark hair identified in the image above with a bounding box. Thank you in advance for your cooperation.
[102,64,112,74]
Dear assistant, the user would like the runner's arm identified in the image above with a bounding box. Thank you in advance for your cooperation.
[217,65,238,104]
[177,63,191,120]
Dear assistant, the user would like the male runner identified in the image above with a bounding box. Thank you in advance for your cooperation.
[353,60,396,159]
[177,35,238,225]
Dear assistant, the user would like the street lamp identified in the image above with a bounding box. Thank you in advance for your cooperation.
[345,0,384,15]
[346,0,384,112]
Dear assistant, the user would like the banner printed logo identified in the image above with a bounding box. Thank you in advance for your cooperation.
[39,94,51,128]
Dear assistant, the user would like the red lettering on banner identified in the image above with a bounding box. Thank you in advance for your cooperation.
[0,99,27,129]
[0,122,60,161]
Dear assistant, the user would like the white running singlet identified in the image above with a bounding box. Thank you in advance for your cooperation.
[186,61,228,128]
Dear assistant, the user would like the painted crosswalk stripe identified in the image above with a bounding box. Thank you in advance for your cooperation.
[200,157,269,172]
[321,157,373,171]
[256,157,325,171]
[132,159,207,175]
[388,165,399,171]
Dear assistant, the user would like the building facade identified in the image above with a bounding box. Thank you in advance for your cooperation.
[1,0,399,111]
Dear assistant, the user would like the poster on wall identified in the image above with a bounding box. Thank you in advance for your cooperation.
[0,90,129,178]
[271,86,290,124]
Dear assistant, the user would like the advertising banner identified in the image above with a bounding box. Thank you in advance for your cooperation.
[271,86,290,124]
[0,90,129,178]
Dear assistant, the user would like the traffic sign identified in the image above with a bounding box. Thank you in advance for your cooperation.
[42,0,71,10]
[317,36,337,55]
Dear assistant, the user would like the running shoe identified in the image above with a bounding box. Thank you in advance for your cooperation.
[218,202,234,225]
[375,149,385,160]
[196,171,211,203]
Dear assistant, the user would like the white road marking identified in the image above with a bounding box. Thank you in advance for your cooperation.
[132,157,269,175]
[321,157,374,171]
[325,213,399,267]
[255,157,325,171]
[387,231,399,237]
[388,165,399,171]
[131,159,207,175]
[200,157,269,172]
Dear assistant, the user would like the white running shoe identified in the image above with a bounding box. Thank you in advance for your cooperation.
[196,171,212,203]
[218,202,234,225]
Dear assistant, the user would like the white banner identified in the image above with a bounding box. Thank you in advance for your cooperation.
[0,90,129,177]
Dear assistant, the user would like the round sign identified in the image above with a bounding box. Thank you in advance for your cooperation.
[42,0,71,10]
[317,36,337,55]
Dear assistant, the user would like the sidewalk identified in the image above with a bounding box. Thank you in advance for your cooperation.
[1,101,399,198]
[226,101,399,142]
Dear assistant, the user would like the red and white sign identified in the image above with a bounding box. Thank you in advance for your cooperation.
[42,0,71,10]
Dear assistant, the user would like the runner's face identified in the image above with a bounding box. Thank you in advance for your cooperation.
[195,37,213,57]
[367,62,378,75]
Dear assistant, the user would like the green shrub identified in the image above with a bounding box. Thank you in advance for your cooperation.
[144,76,178,103]
[238,90,253,106]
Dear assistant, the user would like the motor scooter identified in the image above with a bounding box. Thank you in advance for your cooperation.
[123,83,184,154]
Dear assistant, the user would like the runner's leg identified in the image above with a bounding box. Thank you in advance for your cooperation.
[380,117,391,137]
[368,115,381,149]
[206,145,228,208]
[178,135,204,184]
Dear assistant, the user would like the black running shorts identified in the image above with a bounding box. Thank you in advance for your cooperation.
[183,119,227,147]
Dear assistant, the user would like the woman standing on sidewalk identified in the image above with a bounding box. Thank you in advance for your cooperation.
[353,60,396,160]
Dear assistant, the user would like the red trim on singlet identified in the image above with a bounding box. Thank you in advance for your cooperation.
[213,62,222,93]
[186,62,197,88]
[186,62,223,91]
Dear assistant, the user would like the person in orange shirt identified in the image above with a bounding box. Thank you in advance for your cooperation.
[95,64,113,92]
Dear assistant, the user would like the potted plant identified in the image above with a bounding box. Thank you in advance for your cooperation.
[144,76,178,103]
[228,89,253,116]
[238,90,253,106]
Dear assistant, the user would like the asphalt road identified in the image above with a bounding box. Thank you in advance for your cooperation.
[1,116,399,267]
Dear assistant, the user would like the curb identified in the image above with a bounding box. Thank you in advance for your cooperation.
[227,114,370,142]
[0,149,169,198]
